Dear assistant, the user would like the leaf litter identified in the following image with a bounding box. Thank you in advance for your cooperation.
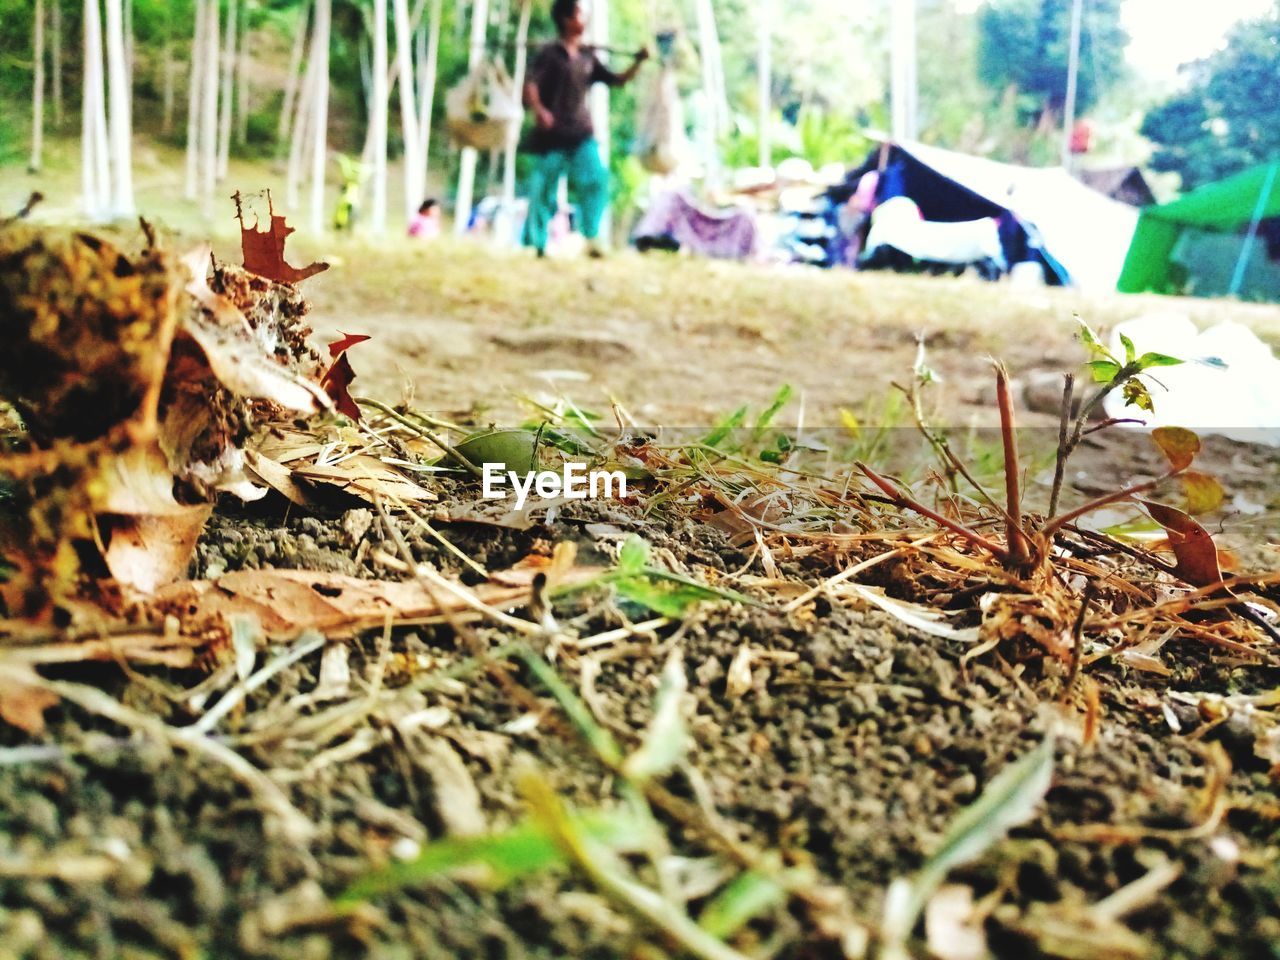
[0,207,1278,957]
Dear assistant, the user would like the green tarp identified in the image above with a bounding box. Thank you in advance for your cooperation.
[1117,161,1280,295]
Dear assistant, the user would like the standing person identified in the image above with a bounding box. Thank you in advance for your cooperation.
[522,0,648,258]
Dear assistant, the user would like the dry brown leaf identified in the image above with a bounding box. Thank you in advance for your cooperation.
[0,665,60,735]
[236,194,330,285]
[1141,501,1223,587]
[151,566,600,640]
[293,455,437,504]
[102,505,213,594]
[182,249,331,415]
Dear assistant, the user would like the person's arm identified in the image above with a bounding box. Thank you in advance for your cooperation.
[593,47,650,87]
[523,79,555,129]
[524,50,556,129]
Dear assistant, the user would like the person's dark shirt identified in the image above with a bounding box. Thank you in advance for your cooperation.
[525,42,624,154]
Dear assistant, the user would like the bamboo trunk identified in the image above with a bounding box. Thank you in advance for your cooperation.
[286,21,319,208]
[51,0,63,127]
[237,5,251,145]
[185,0,205,199]
[371,0,389,234]
[392,0,420,220]
[309,0,332,232]
[500,0,531,213]
[416,0,442,193]
[216,0,238,180]
[454,0,489,235]
[277,1,310,147]
[104,0,135,216]
[82,0,111,219]
[30,0,45,174]
[199,0,220,206]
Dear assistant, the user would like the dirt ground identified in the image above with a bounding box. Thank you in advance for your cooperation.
[3,213,1280,959]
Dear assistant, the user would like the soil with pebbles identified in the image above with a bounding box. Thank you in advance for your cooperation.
[2,450,1280,960]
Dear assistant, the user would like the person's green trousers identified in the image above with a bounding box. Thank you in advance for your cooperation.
[522,137,609,253]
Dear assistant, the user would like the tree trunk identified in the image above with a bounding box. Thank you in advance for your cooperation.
[371,0,389,234]
[278,1,310,148]
[286,20,319,208]
[216,0,237,180]
[199,0,220,206]
[103,0,135,216]
[237,4,251,145]
[392,0,420,220]
[757,0,772,169]
[416,0,442,194]
[162,39,175,135]
[453,0,488,235]
[124,0,133,133]
[51,0,63,128]
[185,0,206,199]
[309,0,332,232]
[30,0,45,174]
[82,0,111,219]
[500,0,530,211]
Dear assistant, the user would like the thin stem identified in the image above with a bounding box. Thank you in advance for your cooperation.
[1048,373,1074,518]
[856,462,1008,561]
[355,396,481,477]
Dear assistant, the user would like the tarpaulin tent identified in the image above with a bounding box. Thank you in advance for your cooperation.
[833,140,1139,291]
[1117,162,1280,298]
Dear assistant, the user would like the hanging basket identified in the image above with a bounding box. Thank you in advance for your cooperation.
[445,60,524,152]
[635,64,687,175]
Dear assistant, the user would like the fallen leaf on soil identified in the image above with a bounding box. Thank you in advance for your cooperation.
[103,505,214,595]
[151,566,600,640]
[236,193,329,284]
[0,664,61,734]
[293,454,437,504]
[1140,501,1222,586]
[319,333,371,421]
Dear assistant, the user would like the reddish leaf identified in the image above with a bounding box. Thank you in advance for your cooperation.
[1141,500,1223,586]
[1151,426,1200,473]
[319,333,371,421]
[236,192,329,285]
[326,332,372,358]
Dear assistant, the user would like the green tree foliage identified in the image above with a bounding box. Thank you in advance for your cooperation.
[976,0,1128,120]
[1141,7,1280,190]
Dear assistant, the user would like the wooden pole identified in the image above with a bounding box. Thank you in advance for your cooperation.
[454,0,489,235]
[372,0,389,234]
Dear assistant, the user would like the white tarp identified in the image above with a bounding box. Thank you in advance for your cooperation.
[891,140,1139,292]
[1105,313,1280,447]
